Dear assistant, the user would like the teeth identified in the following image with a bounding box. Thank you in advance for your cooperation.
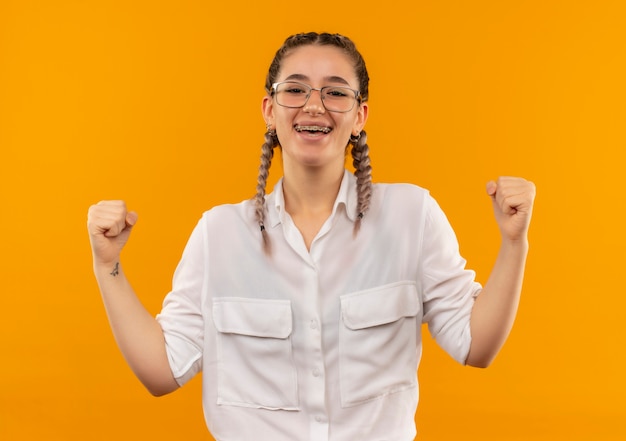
[295,125,331,134]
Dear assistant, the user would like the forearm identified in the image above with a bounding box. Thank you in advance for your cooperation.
[466,238,529,367]
[94,260,178,396]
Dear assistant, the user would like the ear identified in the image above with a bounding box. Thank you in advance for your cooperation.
[262,95,274,127]
[353,102,369,135]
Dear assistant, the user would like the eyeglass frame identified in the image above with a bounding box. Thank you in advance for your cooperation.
[270,81,362,113]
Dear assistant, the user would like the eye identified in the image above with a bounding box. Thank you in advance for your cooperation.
[325,87,350,98]
[283,83,308,94]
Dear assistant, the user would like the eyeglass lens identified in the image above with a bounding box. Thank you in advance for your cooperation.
[274,82,358,112]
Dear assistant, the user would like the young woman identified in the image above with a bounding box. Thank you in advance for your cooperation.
[87,32,536,441]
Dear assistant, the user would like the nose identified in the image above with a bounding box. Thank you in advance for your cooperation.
[303,89,326,114]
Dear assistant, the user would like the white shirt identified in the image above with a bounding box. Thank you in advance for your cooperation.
[156,170,481,441]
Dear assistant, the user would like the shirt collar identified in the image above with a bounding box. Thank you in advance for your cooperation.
[266,169,358,229]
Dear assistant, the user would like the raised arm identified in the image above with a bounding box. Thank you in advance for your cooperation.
[87,201,179,396]
[465,177,536,368]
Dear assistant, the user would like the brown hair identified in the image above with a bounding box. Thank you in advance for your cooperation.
[254,32,372,250]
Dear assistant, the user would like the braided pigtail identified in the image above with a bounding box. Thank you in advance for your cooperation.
[253,129,278,252]
[350,129,372,234]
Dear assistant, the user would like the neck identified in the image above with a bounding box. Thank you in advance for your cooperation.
[282,163,344,218]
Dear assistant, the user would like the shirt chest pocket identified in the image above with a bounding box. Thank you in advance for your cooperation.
[212,298,299,410]
[339,281,421,408]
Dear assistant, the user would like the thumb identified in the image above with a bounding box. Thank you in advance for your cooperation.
[102,210,138,238]
[486,180,497,198]
[126,211,138,228]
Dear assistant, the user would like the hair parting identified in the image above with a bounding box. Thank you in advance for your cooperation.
[264,32,369,101]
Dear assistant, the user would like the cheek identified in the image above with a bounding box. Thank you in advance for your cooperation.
[338,116,359,136]
[274,109,297,128]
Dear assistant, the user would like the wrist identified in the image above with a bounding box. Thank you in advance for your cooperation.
[93,259,123,278]
[499,237,529,256]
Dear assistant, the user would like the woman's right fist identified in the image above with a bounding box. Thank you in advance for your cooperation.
[87,201,138,266]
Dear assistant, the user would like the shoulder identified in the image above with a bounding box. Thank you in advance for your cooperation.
[374,181,428,196]
[371,182,452,234]
[372,181,434,212]
[197,199,255,230]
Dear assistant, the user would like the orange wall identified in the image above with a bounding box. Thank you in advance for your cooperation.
[1,1,625,440]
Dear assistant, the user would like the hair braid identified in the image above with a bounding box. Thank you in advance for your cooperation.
[254,130,278,251]
[350,129,372,234]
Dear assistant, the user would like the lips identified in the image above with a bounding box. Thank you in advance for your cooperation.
[294,124,332,134]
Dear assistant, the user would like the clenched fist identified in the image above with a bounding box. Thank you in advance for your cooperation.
[486,177,536,243]
[87,201,138,266]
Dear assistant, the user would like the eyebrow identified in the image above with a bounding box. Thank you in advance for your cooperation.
[283,73,351,86]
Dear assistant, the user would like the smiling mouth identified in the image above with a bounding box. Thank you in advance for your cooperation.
[294,125,332,134]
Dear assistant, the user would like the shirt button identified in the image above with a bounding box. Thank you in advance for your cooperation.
[312,368,321,377]
[315,416,323,423]
[310,319,318,330]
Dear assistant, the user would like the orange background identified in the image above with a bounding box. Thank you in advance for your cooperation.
[1,1,625,440]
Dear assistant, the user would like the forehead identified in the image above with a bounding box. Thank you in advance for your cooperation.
[277,45,357,86]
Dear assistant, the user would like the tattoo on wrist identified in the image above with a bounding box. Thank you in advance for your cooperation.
[110,262,120,277]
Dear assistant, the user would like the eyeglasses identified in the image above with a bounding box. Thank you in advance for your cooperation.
[271,81,361,113]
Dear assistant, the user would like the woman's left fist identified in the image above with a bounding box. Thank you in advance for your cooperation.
[486,177,536,242]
